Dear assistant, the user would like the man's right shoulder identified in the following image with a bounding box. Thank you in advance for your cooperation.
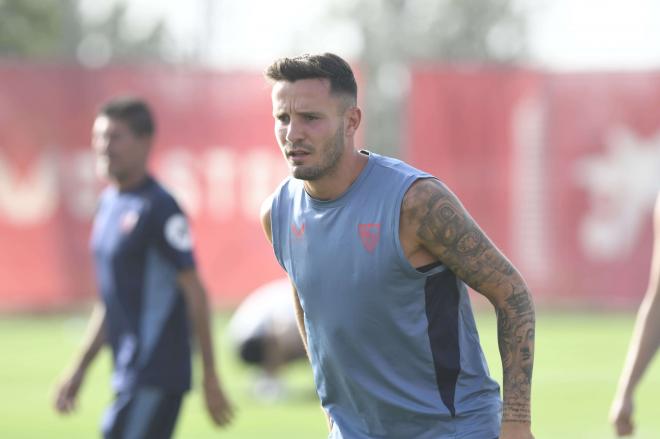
[96,185,116,206]
[260,177,296,241]
[270,176,301,205]
[260,193,274,222]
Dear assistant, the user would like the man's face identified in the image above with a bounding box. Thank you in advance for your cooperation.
[91,115,149,183]
[271,78,348,181]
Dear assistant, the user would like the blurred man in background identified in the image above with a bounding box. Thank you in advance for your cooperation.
[260,53,535,439]
[227,277,306,401]
[53,97,233,438]
[610,191,660,437]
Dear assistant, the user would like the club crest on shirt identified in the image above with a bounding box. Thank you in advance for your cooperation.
[119,210,140,234]
[291,222,305,238]
[165,213,193,251]
[358,223,381,253]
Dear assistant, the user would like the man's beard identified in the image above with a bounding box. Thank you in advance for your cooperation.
[292,123,344,181]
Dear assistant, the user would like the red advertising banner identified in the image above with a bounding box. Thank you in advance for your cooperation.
[407,66,660,307]
[0,63,288,310]
[3,63,659,311]
[543,73,660,305]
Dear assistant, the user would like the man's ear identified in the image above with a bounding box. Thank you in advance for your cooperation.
[344,106,362,137]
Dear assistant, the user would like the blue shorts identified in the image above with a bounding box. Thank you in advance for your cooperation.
[101,387,184,439]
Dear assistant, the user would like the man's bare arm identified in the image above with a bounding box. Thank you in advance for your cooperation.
[610,193,660,436]
[53,301,107,413]
[259,195,331,429]
[402,178,535,426]
[178,269,233,426]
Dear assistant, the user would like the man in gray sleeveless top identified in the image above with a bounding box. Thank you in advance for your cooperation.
[260,53,535,439]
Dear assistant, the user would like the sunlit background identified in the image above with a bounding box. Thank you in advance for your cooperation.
[74,0,660,70]
[1,1,659,438]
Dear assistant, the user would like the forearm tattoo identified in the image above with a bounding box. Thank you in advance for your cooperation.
[497,290,535,423]
[407,179,535,423]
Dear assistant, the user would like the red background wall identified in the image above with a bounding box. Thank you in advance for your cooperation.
[0,63,287,310]
[407,67,660,307]
[1,63,659,310]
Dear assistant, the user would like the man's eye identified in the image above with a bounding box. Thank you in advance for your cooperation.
[277,115,290,123]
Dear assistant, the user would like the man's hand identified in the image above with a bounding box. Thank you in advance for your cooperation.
[609,394,634,436]
[203,373,234,426]
[53,369,85,414]
[500,421,534,439]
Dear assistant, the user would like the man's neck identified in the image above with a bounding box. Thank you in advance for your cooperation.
[114,171,148,192]
[303,149,368,201]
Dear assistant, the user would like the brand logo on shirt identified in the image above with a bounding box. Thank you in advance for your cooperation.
[291,222,305,238]
[358,223,380,252]
[119,210,139,234]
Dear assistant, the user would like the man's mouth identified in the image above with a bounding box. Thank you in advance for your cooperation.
[286,150,311,158]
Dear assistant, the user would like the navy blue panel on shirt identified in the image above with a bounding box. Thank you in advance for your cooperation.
[91,176,194,393]
[424,269,461,417]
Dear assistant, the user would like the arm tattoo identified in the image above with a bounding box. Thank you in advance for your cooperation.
[407,179,535,423]
[497,288,535,423]
[412,181,515,289]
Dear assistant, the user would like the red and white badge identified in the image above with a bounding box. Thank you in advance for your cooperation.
[119,210,140,234]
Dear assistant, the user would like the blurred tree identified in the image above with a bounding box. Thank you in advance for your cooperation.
[0,0,172,66]
[298,0,529,155]
[0,0,66,58]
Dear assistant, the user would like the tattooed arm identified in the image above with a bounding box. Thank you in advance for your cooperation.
[400,178,535,438]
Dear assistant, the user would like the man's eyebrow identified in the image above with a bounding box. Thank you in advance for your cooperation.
[274,109,323,116]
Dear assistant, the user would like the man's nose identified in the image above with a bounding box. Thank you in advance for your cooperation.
[285,121,304,144]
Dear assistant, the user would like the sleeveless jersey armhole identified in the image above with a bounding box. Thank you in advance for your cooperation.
[393,175,446,278]
[270,191,286,271]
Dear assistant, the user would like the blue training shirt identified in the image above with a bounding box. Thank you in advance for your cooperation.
[91,176,194,393]
[271,152,502,439]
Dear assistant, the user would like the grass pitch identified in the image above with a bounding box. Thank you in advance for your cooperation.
[0,309,658,438]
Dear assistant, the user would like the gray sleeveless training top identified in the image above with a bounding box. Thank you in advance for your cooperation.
[271,151,501,439]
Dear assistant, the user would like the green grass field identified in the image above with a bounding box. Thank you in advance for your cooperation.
[1,309,659,439]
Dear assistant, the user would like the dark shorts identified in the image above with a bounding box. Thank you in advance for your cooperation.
[101,387,184,439]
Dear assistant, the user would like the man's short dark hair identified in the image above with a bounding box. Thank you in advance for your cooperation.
[265,53,357,103]
[98,96,155,137]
